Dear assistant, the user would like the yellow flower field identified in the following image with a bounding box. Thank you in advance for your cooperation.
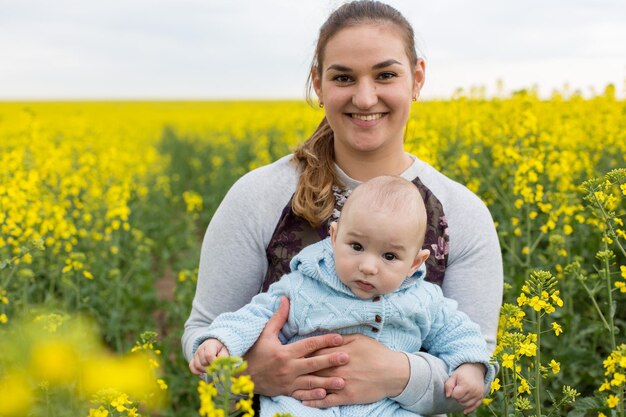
[1,88,625,417]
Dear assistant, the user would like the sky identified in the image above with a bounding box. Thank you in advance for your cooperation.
[1,0,625,100]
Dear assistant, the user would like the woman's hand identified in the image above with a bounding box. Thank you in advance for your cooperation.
[299,334,410,408]
[244,297,349,401]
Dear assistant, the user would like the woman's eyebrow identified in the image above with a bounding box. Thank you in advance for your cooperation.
[372,59,402,69]
[326,59,402,72]
[327,64,352,72]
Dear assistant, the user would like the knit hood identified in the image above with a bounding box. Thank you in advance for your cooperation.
[289,237,426,298]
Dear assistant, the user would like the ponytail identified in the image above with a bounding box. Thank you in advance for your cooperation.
[292,117,340,227]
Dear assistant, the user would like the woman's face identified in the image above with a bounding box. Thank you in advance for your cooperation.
[314,23,424,157]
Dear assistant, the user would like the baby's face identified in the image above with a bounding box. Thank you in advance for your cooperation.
[330,204,425,299]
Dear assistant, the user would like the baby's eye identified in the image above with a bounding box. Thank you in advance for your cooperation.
[350,242,363,251]
[383,253,397,261]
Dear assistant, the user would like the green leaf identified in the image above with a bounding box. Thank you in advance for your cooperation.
[567,396,603,417]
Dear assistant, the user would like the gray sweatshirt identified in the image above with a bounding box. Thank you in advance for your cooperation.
[182,153,503,415]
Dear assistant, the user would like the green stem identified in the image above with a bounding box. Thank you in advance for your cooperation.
[512,359,519,416]
[525,206,532,267]
[502,366,509,417]
[593,193,626,258]
[578,275,612,332]
[534,310,542,417]
[602,239,617,352]
[499,239,526,267]
[76,271,81,310]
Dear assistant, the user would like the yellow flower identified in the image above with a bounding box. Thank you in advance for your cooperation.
[549,359,560,374]
[111,393,132,412]
[518,378,531,394]
[611,372,625,386]
[231,375,254,396]
[518,341,537,357]
[157,378,168,390]
[88,407,109,417]
[0,372,34,416]
[482,397,493,405]
[502,353,515,369]
[551,291,563,307]
[607,394,619,408]
[517,292,528,306]
[0,313,7,324]
[490,378,501,394]
[552,321,563,336]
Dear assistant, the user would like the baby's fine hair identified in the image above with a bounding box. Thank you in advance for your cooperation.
[342,176,427,246]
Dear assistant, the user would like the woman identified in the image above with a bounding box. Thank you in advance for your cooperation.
[183,1,503,415]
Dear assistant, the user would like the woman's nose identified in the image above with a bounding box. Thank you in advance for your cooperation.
[352,79,378,109]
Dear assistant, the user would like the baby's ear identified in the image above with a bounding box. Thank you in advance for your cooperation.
[329,221,338,246]
[408,249,430,277]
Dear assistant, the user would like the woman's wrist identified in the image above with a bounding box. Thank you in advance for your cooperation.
[386,350,411,397]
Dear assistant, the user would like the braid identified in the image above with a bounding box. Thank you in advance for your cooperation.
[292,117,341,227]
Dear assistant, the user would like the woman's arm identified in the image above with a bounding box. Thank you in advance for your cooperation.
[299,335,464,413]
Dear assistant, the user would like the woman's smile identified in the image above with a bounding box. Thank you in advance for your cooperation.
[348,112,388,127]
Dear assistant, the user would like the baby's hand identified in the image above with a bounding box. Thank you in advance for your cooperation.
[189,338,230,375]
[444,363,486,414]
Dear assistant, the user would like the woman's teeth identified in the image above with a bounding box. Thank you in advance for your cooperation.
[351,113,384,121]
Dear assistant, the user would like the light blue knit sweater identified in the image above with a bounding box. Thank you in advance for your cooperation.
[202,238,495,417]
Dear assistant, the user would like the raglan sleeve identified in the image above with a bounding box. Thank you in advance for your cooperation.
[201,275,297,358]
[181,161,297,362]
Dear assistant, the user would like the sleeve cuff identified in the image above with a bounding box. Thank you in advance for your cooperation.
[390,352,432,407]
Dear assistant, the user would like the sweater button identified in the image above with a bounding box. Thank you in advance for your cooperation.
[372,296,381,302]
[371,327,379,333]
[375,315,382,323]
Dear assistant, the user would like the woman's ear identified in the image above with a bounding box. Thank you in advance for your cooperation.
[412,58,426,100]
[408,248,430,277]
[312,67,323,103]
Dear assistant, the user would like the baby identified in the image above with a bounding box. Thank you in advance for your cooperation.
[190,175,494,417]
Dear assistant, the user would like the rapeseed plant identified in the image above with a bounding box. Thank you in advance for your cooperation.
[0,92,624,416]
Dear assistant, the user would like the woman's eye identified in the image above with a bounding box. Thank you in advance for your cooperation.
[350,243,363,251]
[378,72,396,80]
[383,253,397,261]
[333,74,352,83]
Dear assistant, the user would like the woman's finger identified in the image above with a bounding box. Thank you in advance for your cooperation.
[290,387,327,401]
[287,333,344,362]
[291,349,349,377]
[290,375,345,398]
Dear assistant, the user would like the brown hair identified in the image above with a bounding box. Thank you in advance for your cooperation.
[292,0,419,227]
